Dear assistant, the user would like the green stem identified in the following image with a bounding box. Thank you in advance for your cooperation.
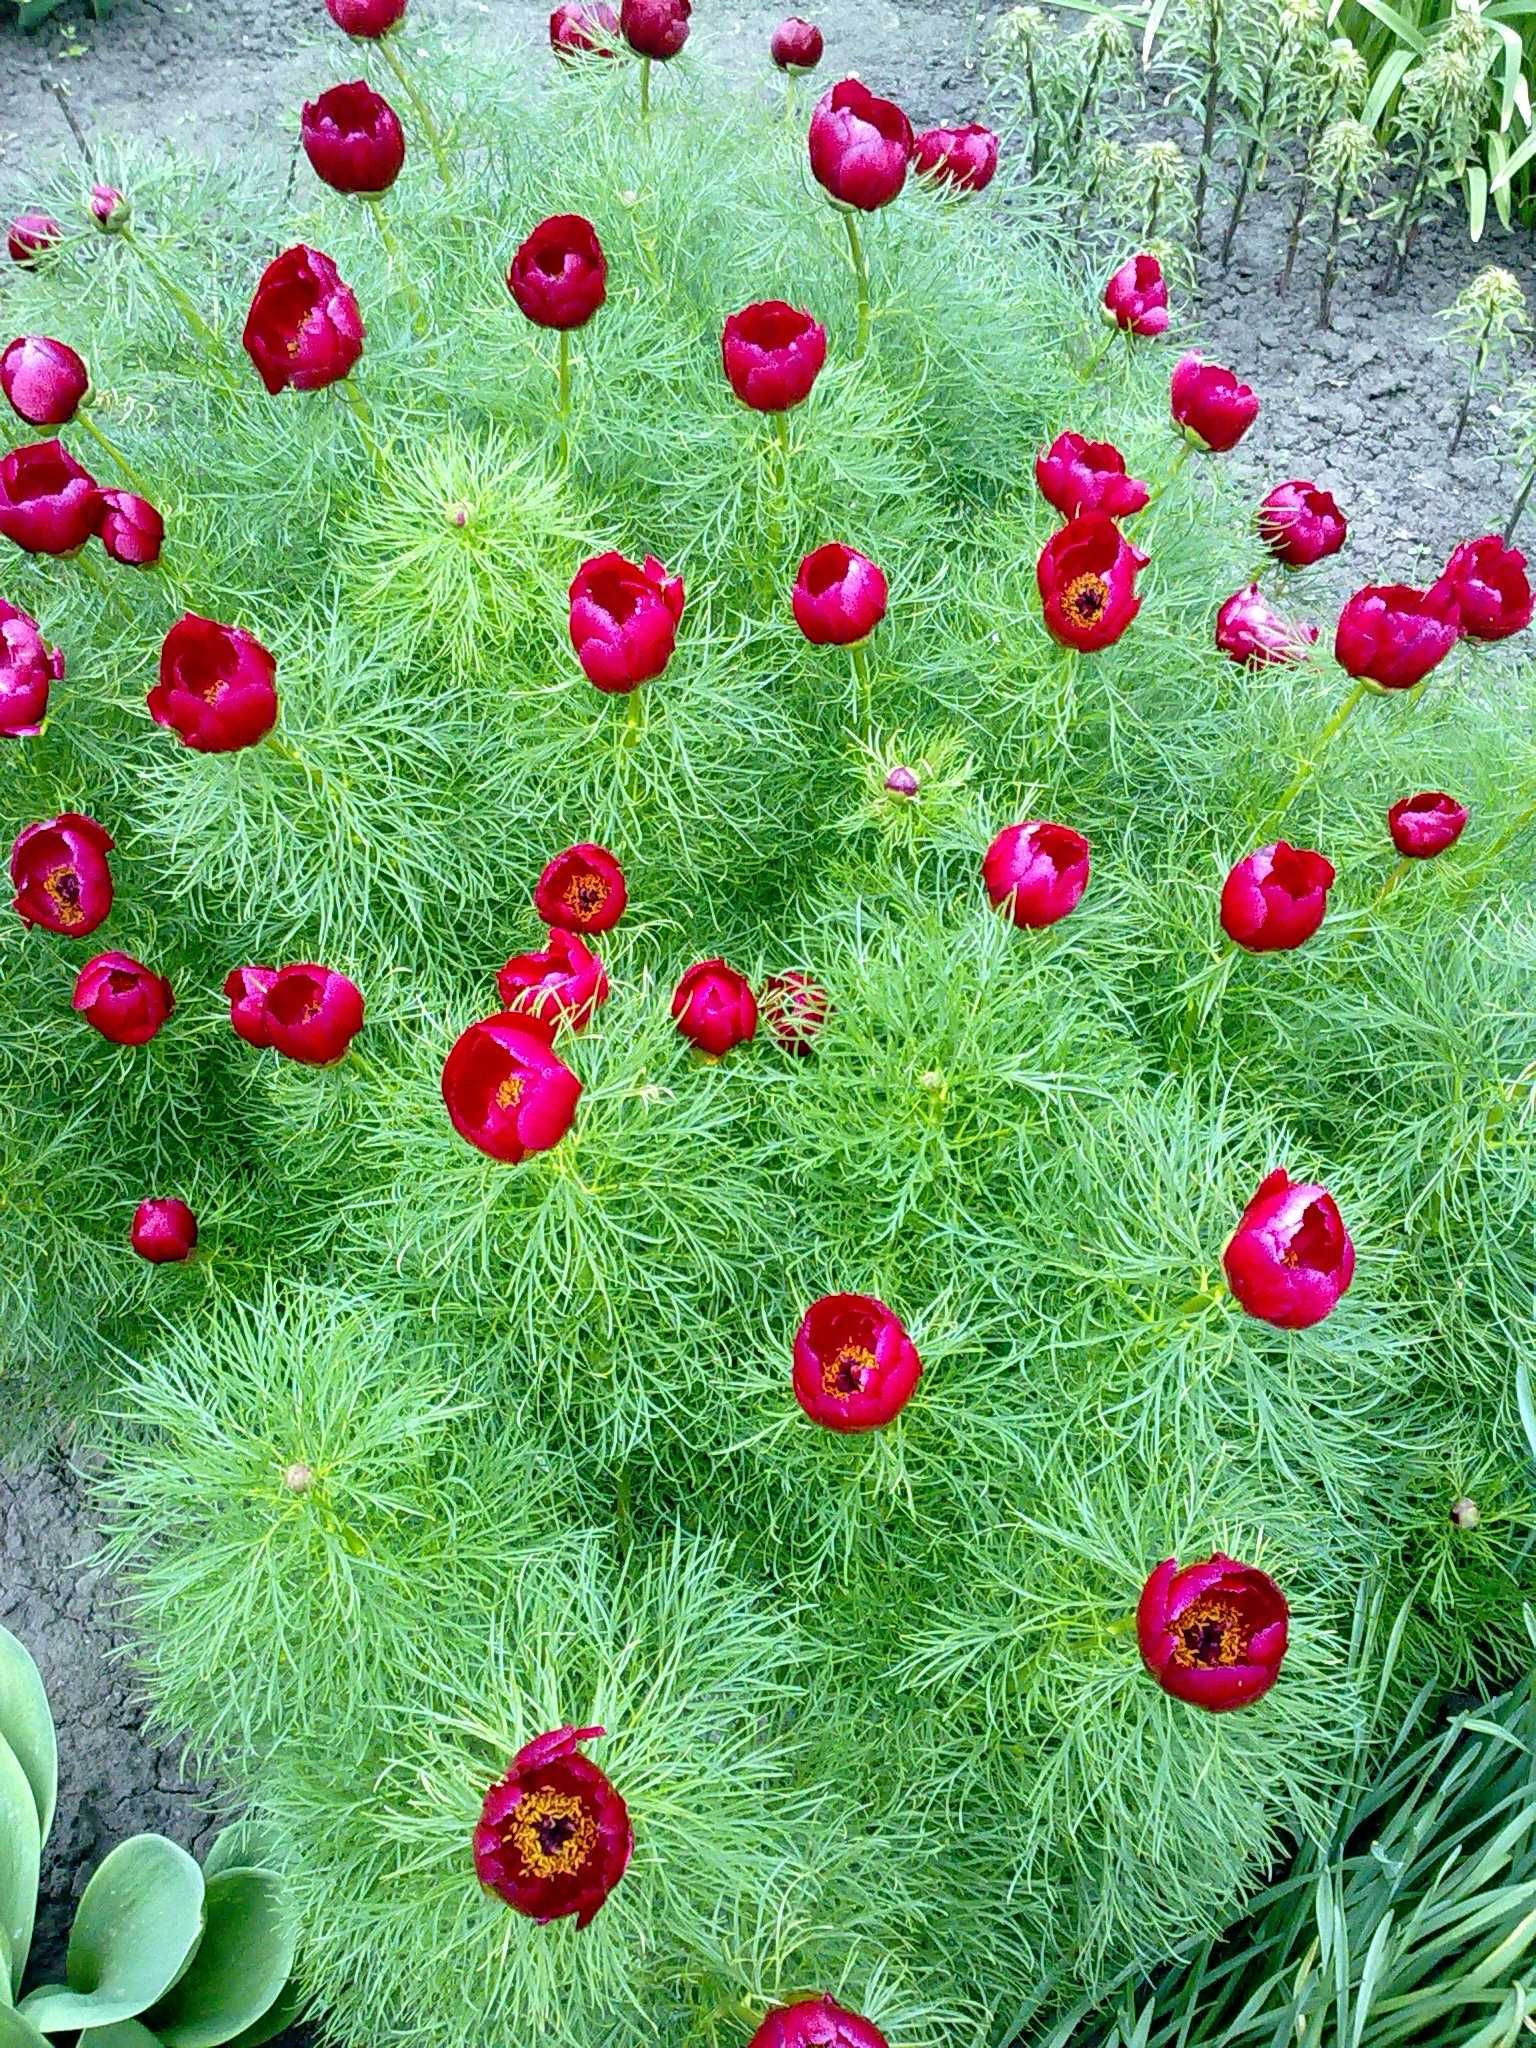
[337,378,388,482]
[121,227,223,352]
[73,410,153,501]
[365,197,428,337]
[1262,677,1369,831]
[842,208,872,358]
[73,546,133,622]
[1375,856,1409,908]
[1504,456,1536,545]
[1079,326,1116,380]
[377,35,453,190]
[1479,793,1536,871]
[849,637,873,728]
[1144,438,1194,506]
[557,328,572,468]
[639,54,652,124]
[766,409,791,563]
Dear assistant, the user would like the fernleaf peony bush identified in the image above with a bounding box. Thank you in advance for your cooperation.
[3,23,1536,2048]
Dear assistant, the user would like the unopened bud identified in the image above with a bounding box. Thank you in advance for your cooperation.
[89,184,131,235]
[885,765,920,798]
[444,501,472,529]
[283,1461,315,1494]
[1450,1496,1481,1530]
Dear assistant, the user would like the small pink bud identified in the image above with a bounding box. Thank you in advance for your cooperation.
[885,765,919,797]
[89,184,131,235]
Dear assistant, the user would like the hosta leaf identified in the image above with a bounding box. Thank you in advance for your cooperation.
[216,1977,305,2048]
[78,2025,162,2048]
[145,1869,296,2048]
[0,2008,50,2048]
[0,1730,41,1998]
[19,1835,204,2035]
[201,1822,281,1881]
[0,1625,57,1849]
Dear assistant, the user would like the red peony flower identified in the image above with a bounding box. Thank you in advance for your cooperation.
[620,0,691,58]
[10,813,114,936]
[0,337,88,428]
[761,969,829,1054]
[808,78,914,211]
[1334,583,1460,691]
[301,81,407,195]
[0,441,100,556]
[1036,512,1147,651]
[474,1725,632,1928]
[0,598,64,738]
[242,245,365,395]
[983,820,1091,929]
[98,491,164,568]
[442,1011,582,1162]
[569,551,684,692]
[1223,1166,1354,1328]
[1388,790,1468,859]
[749,1996,891,2048]
[914,122,1000,191]
[508,214,607,332]
[770,16,823,69]
[672,958,757,1056]
[1170,354,1259,452]
[1257,480,1347,568]
[792,543,888,645]
[88,184,130,234]
[7,215,62,266]
[131,1197,198,1264]
[151,614,278,753]
[1138,1554,1289,1711]
[1214,584,1319,668]
[1429,535,1533,642]
[793,1292,921,1432]
[325,0,407,34]
[1034,432,1149,521]
[551,1,620,56]
[1220,841,1335,953]
[534,842,628,933]
[1102,253,1168,336]
[73,951,174,1046]
[721,301,828,413]
[223,963,364,1064]
[497,928,610,1030]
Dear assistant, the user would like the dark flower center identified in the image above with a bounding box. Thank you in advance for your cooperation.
[1284,1198,1340,1272]
[1062,571,1108,625]
[106,969,140,996]
[566,873,608,919]
[505,1786,597,1880]
[1170,1596,1248,1667]
[42,864,83,925]
[267,976,325,1027]
[822,1340,875,1398]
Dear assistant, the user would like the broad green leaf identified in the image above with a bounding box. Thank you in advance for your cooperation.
[1468,162,1489,241]
[201,1822,281,1881]
[1491,123,1536,191]
[145,1869,296,2048]
[1363,47,1419,131]
[0,2008,50,2048]
[210,1975,305,2048]
[0,1626,57,1850]
[1493,22,1524,131]
[19,1835,204,2035]
[0,1730,41,1998]
[79,2025,162,2048]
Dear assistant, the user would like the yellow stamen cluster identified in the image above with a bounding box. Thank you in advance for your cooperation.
[822,1341,876,1398]
[1170,1596,1249,1668]
[505,1787,597,1880]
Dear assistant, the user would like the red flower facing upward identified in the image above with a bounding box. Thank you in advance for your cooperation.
[761,969,829,1054]
[224,963,364,1064]
[749,1996,891,2048]
[771,16,824,69]
[672,958,758,1056]
[131,1197,198,1264]
[0,441,100,556]
[1138,1555,1289,1712]
[243,245,365,395]
[1334,583,1460,691]
[983,820,1091,929]
[497,929,610,1031]
[913,123,1000,191]
[1215,584,1319,668]
[7,215,62,266]
[98,491,164,568]
[474,1725,632,1928]
[809,78,914,211]
[151,614,278,753]
[1220,841,1335,953]
[1431,535,1533,642]
[1170,354,1259,452]
[325,0,407,34]
[442,1011,582,1162]
[792,543,888,646]
[721,301,829,413]
[1037,513,1147,652]
[534,842,628,934]
[73,952,174,1047]
[551,2,621,56]
[1035,432,1149,521]
[301,82,407,194]
[10,814,114,936]
[1224,1166,1354,1328]
[0,598,64,737]
[1,337,89,428]
[1388,791,1468,859]
[508,214,607,331]
[1102,253,1168,336]
[569,551,685,692]
[1257,480,1347,568]
[793,1292,921,1432]
[620,0,691,58]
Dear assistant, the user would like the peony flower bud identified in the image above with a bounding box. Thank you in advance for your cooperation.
[0,598,64,738]
[1334,583,1460,691]
[223,963,364,1064]
[809,78,914,211]
[1102,252,1169,336]
[88,185,131,235]
[0,337,89,428]
[1429,534,1533,642]
[672,958,757,1056]
[325,0,407,35]
[1220,841,1334,953]
[1450,1497,1481,1530]
[569,551,684,692]
[761,969,829,1054]
[151,614,278,753]
[242,245,365,395]
[1170,354,1259,452]
[10,813,114,936]
[131,1197,198,1264]
[497,929,610,1031]
[534,842,628,934]
[551,1,620,56]
[1223,1166,1354,1328]
[1034,432,1149,521]
[474,1725,632,1927]
[983,820,1091,929]
[1387,790,1468,860]
[0,440,101,556]
[301,81,407,195]
[749,1996,890,2047]
[620,0,691,58]
[1215,584,1319,668]
[98,491,164,568]
[721,301,828,413]
[7,214,62,266]
[884,764,919,797]
[508,214,607,331]
[224,966,277,1046]
[793,1291,921,1432]
[283,1461,315,1493]
[1036,512,1147,651]
[792,543,888,646]
[913,123,1000,192]
[1137,1554,1289,1711]
[770,16,824,70]
[1257,480,1347,568]
[441,1011,582,1162]
[73,951,174,1046]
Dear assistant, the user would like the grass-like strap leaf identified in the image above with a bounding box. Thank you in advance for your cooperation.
[144,1869,297,2048]
[18,1836,204,2035]
[0,1626,57,1852]
[0,1731,41,2000]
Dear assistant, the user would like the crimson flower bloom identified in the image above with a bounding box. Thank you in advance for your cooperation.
[551,1,620,56]
[0,441,100,556]
[761,969,829,1054]
[793,1292,921,1432]
[1388,790,1468,859]
[151,614,278,753]
[7,215,62,266]
[1037,513,1147,652]
[672,958,757,1056]
[325,0,407,34]
[1035,432,1149,520]
[983,820,1091,929]
[89,185,130,234]
[1224,1166,1354,1327]
[243,245,364,395]
[1102,253,1168,336]
[569,551,684,691]
[11,814,114,936]
[98,491,164,568]
[224,963,364,1064]
[73,951,174,1046]
[535,842,628,933]
[1215,585,1319,668]
[721,302,828,413]
[1430,535,1533,642]
[0,599,64,737]
[1170,354,1259,452]
[474,1725,632,1928]
[441,1010,582,1162]
[1220,841,1335,953]
[497,929,610,1030]
[914,123,1000,191]
[131,1198,198,1264]
[809,79,914,211]
[1257,480,1347,568]
[771,16,824,69]
[792,543,888,646]
[621,0,691,57]
[749,1996,890,2048]
[1,337,88,428]
[508,214,607,331]
[301,82,407,194]
[1138,1555,1289,1712]
[1334,583,1460,691]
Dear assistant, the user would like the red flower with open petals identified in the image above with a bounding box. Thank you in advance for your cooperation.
[497,929,609,1030]
[1170,354,1259,452]
[1220,841,1334,952]
[1103,253,1168,336]
[301,81,407,195]
[1035,432,1148,521]
[551,1,620,55]
[0,440,100,556]
[1257,480,1346,568]
[10,813,113,936]
[983,820,1091,929]
[569,551,684,691]
[1215,584,1318,668]
[441,1011,582,1162]
[474,1725,632,1927]
[913,123,999,191]
[809,78,913,211]
[98,491,163,568]
[224,963,364,1064]
[1223,1166,1354,1328]
[793,1292,921,1432]
[1334,583,1460,691]
[1037,513,1146,652]
[1388,791,1467,859]
[792,543,887,646]
[0,598,64,737]
[721,301,828,413]
[749,1997,890,2047]
[508,214,607,331]
[534,842,628,933]
[1138,1554,1289,1711]
[243,246,364,395]
[151,614,278,753]
[1430,535,1533,642]
[73,951,174,1046]
[672,958,757,1056]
